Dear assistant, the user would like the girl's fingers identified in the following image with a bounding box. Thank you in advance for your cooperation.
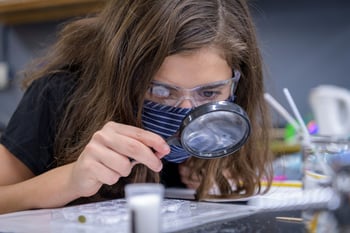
[77,120,169,194]
[90,161,122,186]
[92,122,169,172]
[87,143,134,177]
[73,121,170,197]
[106,122,170,157]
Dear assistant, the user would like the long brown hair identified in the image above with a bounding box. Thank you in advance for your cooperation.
[23,0,273,201]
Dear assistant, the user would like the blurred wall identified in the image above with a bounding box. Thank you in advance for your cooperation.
[0,22,58,126]
[0,0,349,127]
[253,0,350,126]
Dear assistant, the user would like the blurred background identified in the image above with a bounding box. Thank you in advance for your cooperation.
[0,0,349,132]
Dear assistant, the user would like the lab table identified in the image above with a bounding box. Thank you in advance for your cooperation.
[0,198,306,233]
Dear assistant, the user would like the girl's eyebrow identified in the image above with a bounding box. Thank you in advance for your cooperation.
[196,80,231,90]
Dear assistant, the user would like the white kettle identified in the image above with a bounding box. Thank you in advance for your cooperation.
[309,85,350,137]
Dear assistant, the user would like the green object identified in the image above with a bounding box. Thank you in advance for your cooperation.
[284,123,297,143]
[78,215,86,223]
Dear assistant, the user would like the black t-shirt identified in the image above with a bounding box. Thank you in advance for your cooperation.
[0,72,76,175]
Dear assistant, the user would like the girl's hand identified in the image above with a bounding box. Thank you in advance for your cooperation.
[178,162,201,190]
[68,121,170,197]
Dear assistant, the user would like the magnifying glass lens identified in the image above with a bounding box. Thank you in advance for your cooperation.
[180,104,250,158]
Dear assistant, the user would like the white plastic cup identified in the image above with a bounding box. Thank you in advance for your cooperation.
[125,183,164,233]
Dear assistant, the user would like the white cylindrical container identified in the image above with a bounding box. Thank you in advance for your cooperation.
[125,183,164,233]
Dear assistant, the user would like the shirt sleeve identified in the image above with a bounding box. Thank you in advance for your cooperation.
[0,74,72,175]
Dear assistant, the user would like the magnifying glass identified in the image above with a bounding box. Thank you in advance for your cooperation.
[166,101,251,159]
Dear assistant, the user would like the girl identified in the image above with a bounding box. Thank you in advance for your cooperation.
[0,0,273,214]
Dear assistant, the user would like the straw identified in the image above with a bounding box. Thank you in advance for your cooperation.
[264,93,300,131]
[283,88,311,145]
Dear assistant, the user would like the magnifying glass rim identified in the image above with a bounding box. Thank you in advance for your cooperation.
[179,100,251,159]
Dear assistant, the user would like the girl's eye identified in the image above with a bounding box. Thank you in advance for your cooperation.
[151,85,170,97]
[199,90,221,99]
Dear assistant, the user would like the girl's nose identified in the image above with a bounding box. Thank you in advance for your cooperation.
[176,98,195,108]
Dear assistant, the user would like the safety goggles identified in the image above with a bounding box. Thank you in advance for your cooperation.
[146,69,241,107]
